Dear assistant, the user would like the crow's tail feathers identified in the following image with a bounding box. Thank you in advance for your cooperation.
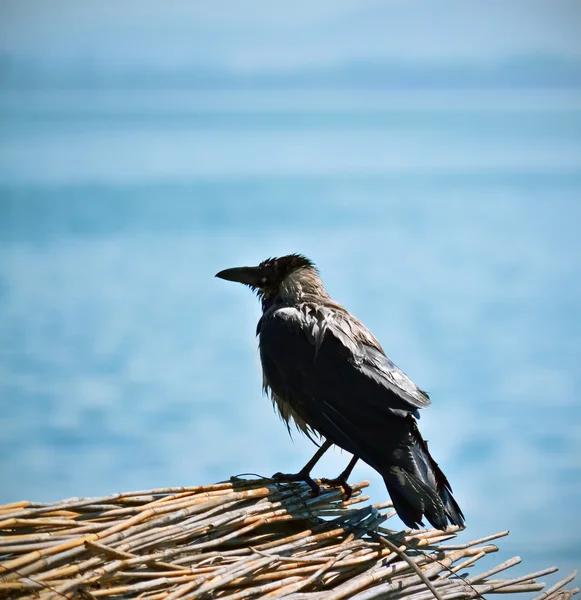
[382,420,465,531]
[383,468,464,530]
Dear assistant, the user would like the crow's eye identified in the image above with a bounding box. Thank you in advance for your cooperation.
[261,276,268,284]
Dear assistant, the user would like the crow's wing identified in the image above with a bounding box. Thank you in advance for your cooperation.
[258,304,430,461]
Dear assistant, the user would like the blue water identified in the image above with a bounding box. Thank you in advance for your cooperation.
[1,89,580,584]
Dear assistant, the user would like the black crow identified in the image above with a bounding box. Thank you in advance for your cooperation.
[216,254,464,530]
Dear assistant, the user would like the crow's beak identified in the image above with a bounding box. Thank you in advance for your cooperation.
[215,266,263,286]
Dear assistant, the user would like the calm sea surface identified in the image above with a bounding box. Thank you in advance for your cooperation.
[1,88,580,581]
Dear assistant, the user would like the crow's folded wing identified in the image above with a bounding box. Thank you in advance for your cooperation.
[258,304,430,459]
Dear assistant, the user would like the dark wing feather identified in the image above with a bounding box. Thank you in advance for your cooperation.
[258,305,428,458]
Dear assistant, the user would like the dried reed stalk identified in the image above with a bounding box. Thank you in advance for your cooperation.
[0,477,577,600]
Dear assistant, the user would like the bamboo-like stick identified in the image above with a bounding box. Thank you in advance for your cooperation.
[0,478,577,600]
[531,572,579,600]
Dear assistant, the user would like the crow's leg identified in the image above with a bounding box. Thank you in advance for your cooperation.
[272,439,333,496]
[321,455,358,500]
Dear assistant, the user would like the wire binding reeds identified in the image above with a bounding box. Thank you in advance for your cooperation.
[0,477,577,599]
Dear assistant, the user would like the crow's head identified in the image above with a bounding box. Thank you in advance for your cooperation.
[216,254,322,307]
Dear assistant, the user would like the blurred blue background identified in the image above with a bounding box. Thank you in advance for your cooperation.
[1,0,580,586]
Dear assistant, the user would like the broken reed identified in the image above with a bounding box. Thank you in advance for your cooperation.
[0,478,577,599]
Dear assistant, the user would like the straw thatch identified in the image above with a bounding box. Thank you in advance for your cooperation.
[0,477,577,599]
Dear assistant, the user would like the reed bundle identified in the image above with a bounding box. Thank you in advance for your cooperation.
[0,477,577,599]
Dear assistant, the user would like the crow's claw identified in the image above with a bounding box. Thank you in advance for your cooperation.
[272,471,321,497]
[320,476,353,500]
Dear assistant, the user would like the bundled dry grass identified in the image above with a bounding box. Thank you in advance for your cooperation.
[0,477,577,599]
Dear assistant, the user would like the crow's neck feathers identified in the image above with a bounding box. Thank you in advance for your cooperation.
[277,267,329,306]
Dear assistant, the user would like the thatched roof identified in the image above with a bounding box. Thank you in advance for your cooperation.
[0,478,577,599]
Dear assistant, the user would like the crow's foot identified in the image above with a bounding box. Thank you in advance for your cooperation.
[320,475,353,500]
[272,471,320,497]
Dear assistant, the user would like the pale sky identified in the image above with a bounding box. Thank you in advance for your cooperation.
[1,0,580,71]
